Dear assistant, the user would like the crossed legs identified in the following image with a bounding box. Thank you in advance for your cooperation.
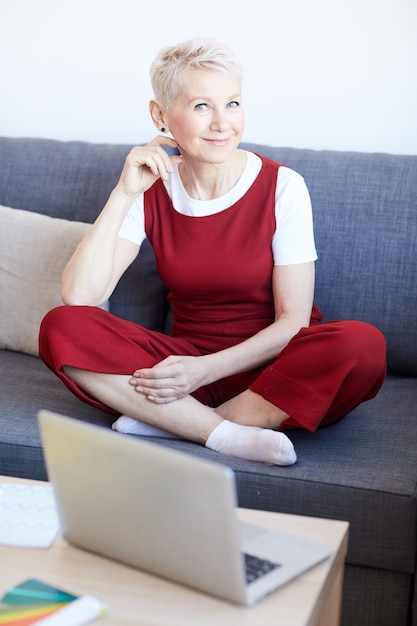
[41,308,386,468]
[63,366,297,466]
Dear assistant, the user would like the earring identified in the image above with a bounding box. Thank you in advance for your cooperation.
[161,127,166,133]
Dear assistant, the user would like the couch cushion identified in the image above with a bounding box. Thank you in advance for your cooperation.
[2,137,416,371]
[1,347,415,578]
[241,143,417,376]
[0,137,169,332]
[0,351,114,480]
[0,205,107,356]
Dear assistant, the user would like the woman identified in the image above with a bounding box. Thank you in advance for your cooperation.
[39,37,386,466]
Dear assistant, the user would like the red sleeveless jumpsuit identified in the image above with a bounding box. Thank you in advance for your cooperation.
[39,156,386,431]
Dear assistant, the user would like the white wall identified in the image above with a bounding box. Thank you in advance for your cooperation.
[1,0,416,154]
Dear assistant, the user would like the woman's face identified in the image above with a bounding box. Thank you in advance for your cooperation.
[165,68,245,165]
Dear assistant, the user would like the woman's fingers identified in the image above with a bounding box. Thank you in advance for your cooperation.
[129,356,196,401]
[119,137,181,194]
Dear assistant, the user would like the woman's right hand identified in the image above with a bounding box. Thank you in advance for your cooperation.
[117,136,182,197]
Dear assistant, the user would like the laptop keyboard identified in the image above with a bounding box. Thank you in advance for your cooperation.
[244,553,281,584]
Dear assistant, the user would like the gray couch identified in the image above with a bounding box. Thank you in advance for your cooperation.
[1,136,416,626]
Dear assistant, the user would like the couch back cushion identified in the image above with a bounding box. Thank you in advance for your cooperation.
[1,137,416,374]
[0,137,168,333]
[0,205,108,356]
[242,143,417,376]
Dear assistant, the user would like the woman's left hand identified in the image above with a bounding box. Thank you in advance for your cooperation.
[129,355,209,404]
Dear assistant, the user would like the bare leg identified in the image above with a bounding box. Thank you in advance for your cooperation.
[64,367,220,443]
[63,367,297,465]
[216,388,290,430]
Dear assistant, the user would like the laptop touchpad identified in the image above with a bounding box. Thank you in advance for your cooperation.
[238,521,266,547]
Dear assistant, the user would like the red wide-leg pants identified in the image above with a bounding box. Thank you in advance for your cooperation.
[39,306,386,432]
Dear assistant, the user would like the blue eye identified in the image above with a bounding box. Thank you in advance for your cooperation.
[228,101,239,108]
[195,103,208,111]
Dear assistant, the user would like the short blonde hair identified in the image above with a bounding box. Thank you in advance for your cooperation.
[150,37,243,108]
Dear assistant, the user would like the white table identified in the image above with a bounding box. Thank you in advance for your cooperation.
[0,476,348,625]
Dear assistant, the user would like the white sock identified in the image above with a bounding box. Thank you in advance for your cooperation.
[112,416,181,439]
[205,420,297,466]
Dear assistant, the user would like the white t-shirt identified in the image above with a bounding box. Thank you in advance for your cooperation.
[118,151,318,265]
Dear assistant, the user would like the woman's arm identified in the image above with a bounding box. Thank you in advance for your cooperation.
[130,262,315,402]
[61,189,140,306]
[61,188,140,306]
[61,137,181,306]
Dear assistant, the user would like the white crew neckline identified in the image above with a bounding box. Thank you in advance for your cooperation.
[164,151,262,217]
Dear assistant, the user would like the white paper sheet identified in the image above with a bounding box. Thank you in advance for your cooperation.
[0,482,59,548]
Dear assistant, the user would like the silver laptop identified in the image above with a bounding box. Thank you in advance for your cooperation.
[38,410,332,606]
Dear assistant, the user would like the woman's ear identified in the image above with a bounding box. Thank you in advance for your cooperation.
[149,100,167,132]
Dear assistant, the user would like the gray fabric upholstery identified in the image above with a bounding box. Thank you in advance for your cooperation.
[243,143,417,376]
[343,565,411,626]
[0,137,169,331]
[1,136,416,626]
